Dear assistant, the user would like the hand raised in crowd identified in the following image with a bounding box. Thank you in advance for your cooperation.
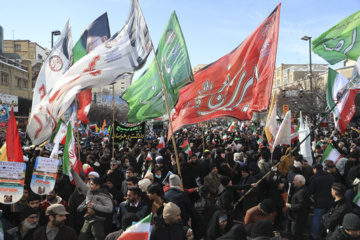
[251,183,258,188]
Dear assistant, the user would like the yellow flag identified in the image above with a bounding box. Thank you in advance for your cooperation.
[265,93,277,151]
[95,125,99,133]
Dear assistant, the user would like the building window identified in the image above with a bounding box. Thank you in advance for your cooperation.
[16,78,21,87]
[38,54,43,61]
[14,44,21,51]
[277,78,280,86]
[23,80,28,89]
[121,87,125,90]
[1,73,8,85]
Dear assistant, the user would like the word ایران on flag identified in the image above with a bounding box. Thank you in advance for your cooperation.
[123,11,193,123]
[75,13,111,125]
[312,10,360,65]
[27,0,152,145]
[168,4,281,140]
[326,68,358,134]
[321,143,342,165]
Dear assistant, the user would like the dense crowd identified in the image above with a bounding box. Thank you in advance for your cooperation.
[3,123,360,240]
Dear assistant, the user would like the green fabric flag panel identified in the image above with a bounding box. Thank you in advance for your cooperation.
[123,11,193,123]
[312,10,360,65]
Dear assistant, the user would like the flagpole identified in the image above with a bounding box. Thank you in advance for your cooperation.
[112,85,115,159]
[234,91,347,207]
[151,45,183,190]
[74,97,82,168]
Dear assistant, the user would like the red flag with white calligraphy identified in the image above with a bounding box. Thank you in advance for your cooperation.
[169,4,281,139]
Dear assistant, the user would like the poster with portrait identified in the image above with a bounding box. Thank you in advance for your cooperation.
[0,94,18,112]
[30,157,59,195]
[0,161,26,204]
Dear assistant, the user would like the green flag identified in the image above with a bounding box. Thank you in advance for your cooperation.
[312,10,360,65]
[123,11,193,123]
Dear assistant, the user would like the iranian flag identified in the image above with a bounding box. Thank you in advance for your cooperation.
[326,68,358,133]
[157,135,165,150]
[321,143,342,165]
[118,214,151,240]
[227,121,235,132]
[50,120,67,145]
[146,152,153,161]
[353,192,360,206]
[222,134,227,140]
[182,139,192,155]
[63,122,82,179]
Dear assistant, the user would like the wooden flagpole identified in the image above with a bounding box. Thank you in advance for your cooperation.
[151,46,183,190]
[74,97,82,170]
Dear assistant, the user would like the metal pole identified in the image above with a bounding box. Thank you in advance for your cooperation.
[112,85,115,159]
[308,37,313,92]
[51,33,54,49]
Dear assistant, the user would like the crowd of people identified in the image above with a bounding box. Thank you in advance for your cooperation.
[3,123,360,240]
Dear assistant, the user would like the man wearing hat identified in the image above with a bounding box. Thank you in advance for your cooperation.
[33,204,77,240]
[5,206,40,240]
[309,163,335,239]
[328,213,360,239]
[318,182,352,239]
[150,202,186,240]
[244,199,276,228]
[164,174,193,226]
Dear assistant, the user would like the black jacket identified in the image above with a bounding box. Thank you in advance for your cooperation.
[207,210,227,240]
[309,170,335,208]
[150,215,186,240]
[328,226,360,240]
[194,197,215,239]
[68,187,86,235]
[287,185,310,223]
[164,187,193,224]
[5,224,40,240]
[321,197,352,232]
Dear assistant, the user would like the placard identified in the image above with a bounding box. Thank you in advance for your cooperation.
[30,157,59,195]
[0,161,26,204]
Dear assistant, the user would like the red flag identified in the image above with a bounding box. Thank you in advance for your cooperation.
[77,89,92,124]
[168,5,281,139]
[6,108,23,162]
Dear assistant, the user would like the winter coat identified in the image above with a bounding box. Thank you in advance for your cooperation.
[207,210,227,240]
[328,226,360,240]
[68,188,86,235]
[204,173,221,202]
[118,199,148,226]
[194,197,215,239]
[70,169,114,221]
[32,225,77,240]
[216,182,254,212]
[278,151,295,176]
[5,224,40,240]
[239,174,258,212]
[164,187,193,224]
[150,215,186,240]
[321,197,352,233]
[102,168,125,191]
[309,170,335,209]
[287,185,310,223]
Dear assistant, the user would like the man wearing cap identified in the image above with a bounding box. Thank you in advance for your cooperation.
[5,206,40,240]
[318,182,352,239]
[69,162,113,240]
[150,202,186,240]
[33,204,77,240]
[328,213,360,239]
[309,163,335,240]
[244,199,276,228]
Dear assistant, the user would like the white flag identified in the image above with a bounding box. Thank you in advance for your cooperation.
[31,20,73,114]
[27,0,152,145]
[299,120,312,165]
[272,110,291,152]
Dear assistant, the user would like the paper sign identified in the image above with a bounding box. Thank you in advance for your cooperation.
[30,157,59,195]
[0,161,26,204]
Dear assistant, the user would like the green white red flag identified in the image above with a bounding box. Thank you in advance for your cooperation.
[63,122,82,179]
[227,121,235,132]
[321,143,342,165]
[181,139,192,155]
[118,214,151,240]
[326,68,358,134]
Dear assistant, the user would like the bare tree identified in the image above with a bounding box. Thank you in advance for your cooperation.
[87,102,129,126]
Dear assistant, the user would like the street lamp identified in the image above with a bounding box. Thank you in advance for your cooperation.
[301,35,312,92]
[51,30,61,48]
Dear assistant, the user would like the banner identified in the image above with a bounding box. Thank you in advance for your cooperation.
[27,0,152,145]
[109,121,146,145]
[312,10,360,65]
[123,11,193,123]
[0,162,26,204]
[168,4,281,139]
[30,157,60,195]
[0,105,9,123]
[0,94,18,112]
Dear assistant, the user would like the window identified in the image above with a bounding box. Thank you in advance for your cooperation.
[14,44,21,51]
[1,73,8,84]
[16,78,21,87]
[277,78,280,86]
[23,80,27,89]
[121,87,125,90]
[37,54,43,61]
